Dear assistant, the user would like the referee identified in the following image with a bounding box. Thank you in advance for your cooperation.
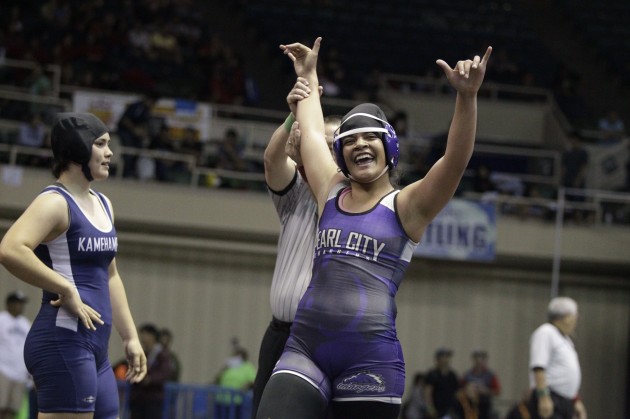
[528,297,587,418]
[252,77,340,417]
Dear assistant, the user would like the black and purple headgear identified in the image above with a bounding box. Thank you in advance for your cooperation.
[333,103,399,177]
[51,112,108,181]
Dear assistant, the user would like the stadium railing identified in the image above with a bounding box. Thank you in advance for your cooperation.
[117,380,252,419]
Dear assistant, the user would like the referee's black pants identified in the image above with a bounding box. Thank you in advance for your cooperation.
[528,390,575,419]
[251,317,292,419]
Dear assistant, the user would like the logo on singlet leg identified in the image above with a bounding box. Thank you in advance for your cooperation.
[82,395,96,404]
[336,371,386,393]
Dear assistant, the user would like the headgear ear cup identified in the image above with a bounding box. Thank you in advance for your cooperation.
[378,121,399,171]
[332,130,348,176]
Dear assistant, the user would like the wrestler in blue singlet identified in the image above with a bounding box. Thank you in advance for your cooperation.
[275,182,418,404]
[24,184,119,418]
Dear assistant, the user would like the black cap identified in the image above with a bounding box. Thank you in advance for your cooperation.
[51,112,108,164]
[435,347,453,358]
[6,291,28,303]
[472,349,488,357]
[338,103,388,138]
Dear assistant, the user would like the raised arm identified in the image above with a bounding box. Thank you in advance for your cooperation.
[264,77,320,191]
[398,47,492,241]
[280,37,343,211]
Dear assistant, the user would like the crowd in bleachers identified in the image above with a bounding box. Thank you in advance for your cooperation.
[1,0,630,224]
[0,0,250,104]
[560,0,630,90]
[238,1,557,96]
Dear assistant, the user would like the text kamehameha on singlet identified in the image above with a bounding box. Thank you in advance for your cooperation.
[315,228,386,261]
[77,236,118,252]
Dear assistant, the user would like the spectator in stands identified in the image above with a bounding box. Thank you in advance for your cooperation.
[28,64,51,97]
[524,184,554,221]
[168,125,202,184]
[598,109,626,144]
[458,350,501,419]
[216,127,249,189]
[472,164,497,195]
[360,65,384,102]
[17,112,48,167]
[504,391,534,419]
[402,372,427,419]
[424,348,459,419]
[553,66,591,129]
[179,126,203,165]
[159,328,181,382]
[116,91,159,178]
[215,345,256,392]
[488,50,521,85]
[0,291,31,419]
[129,323,173,419]
[215,341,256,419]
[391,111,409,138]
[561,131,589,223]
[128,24,152,55]
[151,26,180,61]
[28,64,53,123]
[147,122,175,182]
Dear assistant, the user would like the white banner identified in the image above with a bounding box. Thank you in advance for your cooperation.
[584,139,628,190]
[414,199,497,261]
[72,90,212,141]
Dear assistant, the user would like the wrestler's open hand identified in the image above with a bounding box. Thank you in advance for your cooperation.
[124,338,147,383]
[50,289,104,331]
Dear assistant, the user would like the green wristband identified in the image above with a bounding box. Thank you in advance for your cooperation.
[536,387,550,397]
[283,113,296,133]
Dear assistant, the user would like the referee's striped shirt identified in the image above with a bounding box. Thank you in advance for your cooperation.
[268,171,318,322]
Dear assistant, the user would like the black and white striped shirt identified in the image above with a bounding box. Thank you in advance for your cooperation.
[268,171,318,322]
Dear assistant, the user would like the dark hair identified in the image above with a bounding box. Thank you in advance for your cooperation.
[52,160,71,178]
[234,347,249,361]
[389,167,401,188]
[139,323,160,339]
[324,115,343,126]
[145,90,160,102]
[413,372,425,385]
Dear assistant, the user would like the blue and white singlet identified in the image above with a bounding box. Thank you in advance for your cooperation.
[24,184,119,417]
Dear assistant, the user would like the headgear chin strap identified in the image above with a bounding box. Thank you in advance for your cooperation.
[347,165,390,184]
[333,106,399,177]
[51,113,108,181]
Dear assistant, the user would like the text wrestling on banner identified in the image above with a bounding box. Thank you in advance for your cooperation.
[414,199,496,262]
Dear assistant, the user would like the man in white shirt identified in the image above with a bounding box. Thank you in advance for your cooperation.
[528,297,587,419]
[0,291,31,419]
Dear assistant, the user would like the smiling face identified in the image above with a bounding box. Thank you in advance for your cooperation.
[87,133,113,181]
[341,132,387,181]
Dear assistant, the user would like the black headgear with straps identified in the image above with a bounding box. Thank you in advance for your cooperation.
[51,112,108,181]
[333,103,399,177]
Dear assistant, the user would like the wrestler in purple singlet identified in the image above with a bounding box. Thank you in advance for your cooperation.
[275,182,417,403]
